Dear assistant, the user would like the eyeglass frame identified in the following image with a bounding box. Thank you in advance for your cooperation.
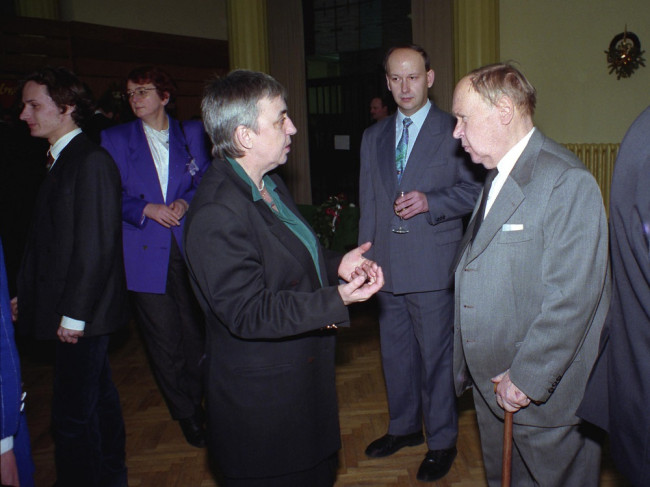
[123,87,158,100]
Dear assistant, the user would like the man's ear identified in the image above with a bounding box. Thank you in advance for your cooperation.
[426,69,435,88]
[498,95,514,125]
[234,125,252,151]
[61,105,75,116]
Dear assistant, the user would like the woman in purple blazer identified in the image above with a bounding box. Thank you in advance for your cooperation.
[101,66,210,447]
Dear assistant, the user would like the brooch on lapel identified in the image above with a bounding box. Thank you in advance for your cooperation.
[186,158,199,176]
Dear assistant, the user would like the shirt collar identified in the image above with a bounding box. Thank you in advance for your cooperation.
[49,128,82,160]
[396,99,431,131]
[496,127,536,179]
[226,157,277,201]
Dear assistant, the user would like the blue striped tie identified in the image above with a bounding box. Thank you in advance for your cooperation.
[396,117,412,184]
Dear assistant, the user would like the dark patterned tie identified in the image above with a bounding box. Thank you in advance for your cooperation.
[46,151,55,171]
[395,117,413,184]
[471,168,498,241]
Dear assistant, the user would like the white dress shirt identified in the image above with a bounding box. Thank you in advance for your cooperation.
[485,127,536,217]
[143,120,170,201]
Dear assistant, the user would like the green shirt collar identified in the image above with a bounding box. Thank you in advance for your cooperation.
[226,156,277,201]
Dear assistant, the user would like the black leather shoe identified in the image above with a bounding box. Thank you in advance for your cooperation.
[178,413,207,448]
[365,431,424,458]
[416,446,457,482]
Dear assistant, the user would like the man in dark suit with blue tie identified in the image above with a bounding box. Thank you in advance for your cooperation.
[358,45,481,482]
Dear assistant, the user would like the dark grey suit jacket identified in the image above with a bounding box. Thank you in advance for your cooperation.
[454,129,610,427]
[358,103,481,293]
[17,133,128,340]
[184,159,349,479]
[578,106,650,485]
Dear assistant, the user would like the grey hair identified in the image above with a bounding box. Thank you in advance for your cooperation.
[467,63,537,118]
[201,70,287,159]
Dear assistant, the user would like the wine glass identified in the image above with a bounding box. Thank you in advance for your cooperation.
[391,190,409,234]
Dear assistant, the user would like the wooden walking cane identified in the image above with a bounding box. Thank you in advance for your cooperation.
[501,411,513,487]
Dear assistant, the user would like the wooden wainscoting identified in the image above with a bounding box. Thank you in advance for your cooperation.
[0,16,228,120]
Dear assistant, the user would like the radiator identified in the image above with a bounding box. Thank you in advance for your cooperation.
[563,143,619,216]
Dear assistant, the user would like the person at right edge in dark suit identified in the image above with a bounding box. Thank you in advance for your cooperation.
[358,45,482,482]
[452,63,610,486]
[578,105,650,487]
[13,67,128,486]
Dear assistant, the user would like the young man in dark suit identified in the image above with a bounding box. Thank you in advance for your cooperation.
[358,45,481,482]
[14,67,128,486]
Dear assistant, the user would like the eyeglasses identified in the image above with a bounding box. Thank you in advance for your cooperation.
[124,88,157,100]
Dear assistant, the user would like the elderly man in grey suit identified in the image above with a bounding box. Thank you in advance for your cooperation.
[451,63,610,486]
[358,45,481,482]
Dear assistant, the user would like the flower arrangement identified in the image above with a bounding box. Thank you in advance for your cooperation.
[312,193,354,249]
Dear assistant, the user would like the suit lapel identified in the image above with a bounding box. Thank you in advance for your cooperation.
[168,117,192,201]
[50,133,82,176]
[400,106,445,189]
[129,120,165,203]
[225,166,323,288]
[270,179,324,287]
[378,115,398,200]
[465,180,525,262]
[460,130,543,266]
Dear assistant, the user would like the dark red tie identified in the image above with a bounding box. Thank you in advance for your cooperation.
[46,152,55,170]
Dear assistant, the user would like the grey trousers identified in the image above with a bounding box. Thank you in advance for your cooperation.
[472,387,601,487]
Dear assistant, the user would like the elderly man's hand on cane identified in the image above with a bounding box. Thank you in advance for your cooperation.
[492,370,531,487]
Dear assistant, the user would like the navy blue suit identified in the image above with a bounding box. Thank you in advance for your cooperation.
[358,103,481,449]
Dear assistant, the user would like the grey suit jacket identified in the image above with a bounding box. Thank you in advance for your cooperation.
[453,129,610,427]
[358,103,481,293]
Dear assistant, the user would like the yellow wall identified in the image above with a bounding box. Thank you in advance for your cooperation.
[500,0,650,143]
[58,0,228,40]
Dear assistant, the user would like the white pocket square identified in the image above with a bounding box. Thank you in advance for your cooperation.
[502,224,524,231]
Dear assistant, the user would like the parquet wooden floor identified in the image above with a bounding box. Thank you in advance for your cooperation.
[19,300,631,486]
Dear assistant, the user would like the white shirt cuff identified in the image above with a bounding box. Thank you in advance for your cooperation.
[60,315,86,331]
[1,436,14,454]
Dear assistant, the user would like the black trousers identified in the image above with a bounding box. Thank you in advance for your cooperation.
[220,453,338,487]
[130,238,205,420]
[52,335,127,487]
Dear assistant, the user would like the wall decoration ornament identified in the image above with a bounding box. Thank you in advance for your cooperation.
[605,29,645,79]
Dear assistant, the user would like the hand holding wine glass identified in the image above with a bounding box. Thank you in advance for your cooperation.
[392,190,409,234]
[394,191,430,219]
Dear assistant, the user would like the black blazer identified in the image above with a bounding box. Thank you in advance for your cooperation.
[17,133,128,339]
[184,159,349,479]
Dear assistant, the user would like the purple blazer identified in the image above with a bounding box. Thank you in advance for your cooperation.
[101,117,210,293]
